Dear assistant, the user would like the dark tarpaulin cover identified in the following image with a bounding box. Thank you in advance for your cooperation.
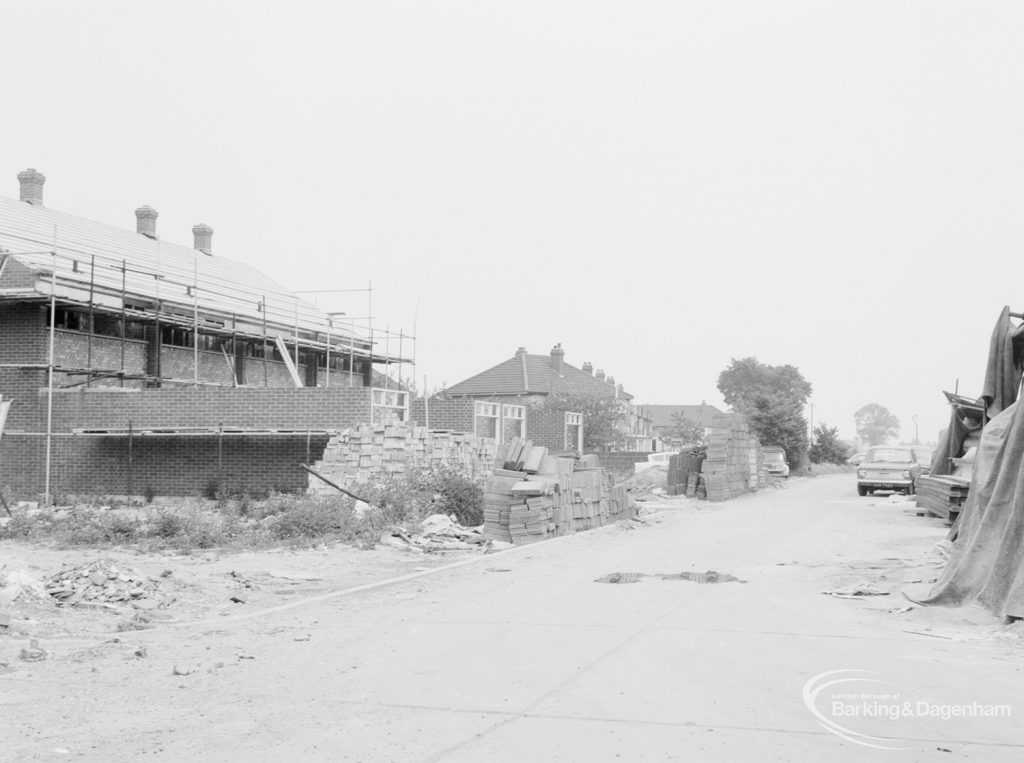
[915,402,1024,618]
[928,409,980,477]
[981,305,1024,419]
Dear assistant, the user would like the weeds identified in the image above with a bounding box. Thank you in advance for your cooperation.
[0,466,485,552]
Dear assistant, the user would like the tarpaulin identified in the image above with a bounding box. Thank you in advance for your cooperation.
[981,306,1024,419]
[913,402,1024,618]
[929,409,981,477]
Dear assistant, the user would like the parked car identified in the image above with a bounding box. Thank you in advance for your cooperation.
[635,451,675,473]
[762,446,790,477]
[911,447,933,475]
[856,445,922,496]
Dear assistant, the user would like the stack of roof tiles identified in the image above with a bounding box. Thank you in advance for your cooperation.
[309,423,496,492]
[701,413,766,502]
[482,439,633,544]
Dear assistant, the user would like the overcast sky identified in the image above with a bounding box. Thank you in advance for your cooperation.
[4,1,1023,444]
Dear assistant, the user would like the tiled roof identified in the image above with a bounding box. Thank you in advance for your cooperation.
[0,194,373,353]
[642,404,724,428]
[445,351,633,401]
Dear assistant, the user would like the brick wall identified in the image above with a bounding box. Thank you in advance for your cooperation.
[54,332,148,377]
[0,256,39,289]
[527,406,573,451]
[409,397,475,432]
[0,386,373,496]
[48,386,372,431]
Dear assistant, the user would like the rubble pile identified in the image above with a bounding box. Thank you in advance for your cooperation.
[45,559,160,609]
[380,514,490,553]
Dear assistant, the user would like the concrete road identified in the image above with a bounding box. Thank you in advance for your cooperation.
[4,475,1023,761]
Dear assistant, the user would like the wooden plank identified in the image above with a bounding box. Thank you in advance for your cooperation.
[274,335,304,387]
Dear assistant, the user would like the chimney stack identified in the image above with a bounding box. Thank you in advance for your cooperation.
[17,168,45,206]
[192,223,213,255]
[595,369,605,382]
[135,206,158,238]
[582,361,593,375]
[607,375,616,387]
[515,346,528,357]
[550,343,565,373]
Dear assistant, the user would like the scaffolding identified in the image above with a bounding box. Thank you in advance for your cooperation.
[0,231,415,503]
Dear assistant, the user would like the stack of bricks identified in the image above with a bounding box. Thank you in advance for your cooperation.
[308,423,496,493]
[701,413,765,502]
[482,447,634,544]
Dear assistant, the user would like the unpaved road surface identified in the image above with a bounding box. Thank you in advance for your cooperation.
[3,475,1024,761]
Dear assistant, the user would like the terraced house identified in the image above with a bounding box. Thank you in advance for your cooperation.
[0,169,409,500]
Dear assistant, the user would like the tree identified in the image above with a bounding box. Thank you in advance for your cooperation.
[809,423,851,464]
[854,404,900,446]
[668,412,705,445]
[542,392,629,451]
[717,357,812,467]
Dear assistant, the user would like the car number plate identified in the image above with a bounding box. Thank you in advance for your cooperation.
[877,483,894,488]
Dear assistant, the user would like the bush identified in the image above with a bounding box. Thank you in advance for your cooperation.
[352,465,484,529]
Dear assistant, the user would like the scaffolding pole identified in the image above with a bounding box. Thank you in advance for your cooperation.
[193,256,199,387]
[86,255,95,387]
[43,228,57,506]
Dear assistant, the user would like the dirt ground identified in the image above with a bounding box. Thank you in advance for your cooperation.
[2,476,1023,760]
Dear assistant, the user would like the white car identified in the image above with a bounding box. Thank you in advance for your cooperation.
[635,452,674,473]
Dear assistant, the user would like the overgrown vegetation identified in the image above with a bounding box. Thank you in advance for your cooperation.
[0,466,485,552]
[542,392,630,451]
[718,356,812,469]
[809,423,852,464]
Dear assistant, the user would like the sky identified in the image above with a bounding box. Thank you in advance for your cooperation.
[3,1,1023,445]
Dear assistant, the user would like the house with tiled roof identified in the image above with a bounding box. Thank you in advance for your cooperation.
[642,403,724,447]
[414,345,653,452]
[0,168,410,499]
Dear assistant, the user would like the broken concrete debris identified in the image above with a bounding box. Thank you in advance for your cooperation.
[45,559,161,609]
[19,637,47,662]
[380,513,489,553]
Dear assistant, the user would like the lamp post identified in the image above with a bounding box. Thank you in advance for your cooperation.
[912,415,919,445]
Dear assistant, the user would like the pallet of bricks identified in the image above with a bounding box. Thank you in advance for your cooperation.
[701,414,758,502]
[482,438,634,544]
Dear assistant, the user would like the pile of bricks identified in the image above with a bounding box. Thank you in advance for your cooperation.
[701,413,766,502]
[45,559,160,609]
[309,423,496,492]
[482,447,634,544]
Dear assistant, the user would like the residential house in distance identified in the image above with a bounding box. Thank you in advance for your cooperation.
[415,344,649,452]
[643,402,724,449]
[0,169,410,498]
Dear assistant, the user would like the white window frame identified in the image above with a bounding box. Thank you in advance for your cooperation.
[474,401,500,438]
[371,387,409,424]
[565,411,583,450]
[501,404,526,442]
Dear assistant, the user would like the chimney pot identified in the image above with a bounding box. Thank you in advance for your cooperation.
[192,223,213,255]
[135,206,158,238]
[515,346,528,357]
[582,361,593,375]
[550,343,565,372]
[17,168,45,206]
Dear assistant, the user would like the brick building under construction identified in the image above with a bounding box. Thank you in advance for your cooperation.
[0,169,410,500]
